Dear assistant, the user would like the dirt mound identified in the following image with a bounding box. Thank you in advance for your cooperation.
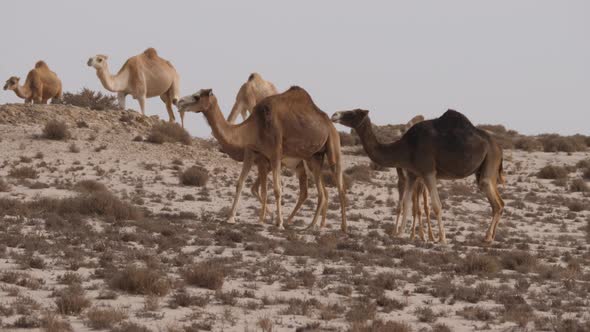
[0,103,160,136]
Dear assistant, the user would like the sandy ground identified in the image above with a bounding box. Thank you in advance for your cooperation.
[0,104,589,332]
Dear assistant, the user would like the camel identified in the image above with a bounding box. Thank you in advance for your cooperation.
[3,61,62,104]
[227,73,278,124]
[178,87,347,231]
[87,48,181,125]
[331,109,505,243]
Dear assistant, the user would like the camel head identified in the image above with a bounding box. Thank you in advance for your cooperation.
[177,89,216,114]
[87,54,109,69]
[331,109,369,128]
[3,76,20,91]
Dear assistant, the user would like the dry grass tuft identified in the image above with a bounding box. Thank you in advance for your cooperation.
[182,261,225,290]
[0,178,10,192]
[9,166,38,179]
[345,164,374,184]
[147,122,191,145]
[179,166,209,187]
[537,165,569,179]
[570,178,589,192]
[43,120,71,140]
[109,265,171,296]
[84,306,128,329]
[74,179,108,193]
[53,88,119,110]
[54,284,91,315]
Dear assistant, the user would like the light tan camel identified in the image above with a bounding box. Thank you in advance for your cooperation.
[227,73,278,124]
[179,87,347,231]
[87,48,181,125]
[332,109,505,243]
[3,61,62,104]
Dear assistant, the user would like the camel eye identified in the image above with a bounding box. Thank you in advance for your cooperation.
[97,58,103,62]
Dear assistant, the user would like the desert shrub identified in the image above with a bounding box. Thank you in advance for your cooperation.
[539,134,587,153]
[457,306,492,321]
[414,306,437,323]
[458,253,500,275]
[9,166,38,179]
[321,170,353,190]
[339,131,358,146]
[84,306,127,329]
[348,320,412,332]
[179,166,209,186]
[537,165,569,179]
[147,122,191,145]
[182,261,225,290]
[567,200,588,212]
[346,298,376,323]
[345,164,373,183]
[583,168,590,180]
[110,321,151,332]
[570,178,589,192]
[0,178,10,192]
[109,265,171,296]
[74,179,108,193]
[514,137,542,152]
[53,88,118,111]
[41,312,73,332]
[42,120,70,140]
[54,284,91,315]
[500,250,537,273]
[576,159,590,169]
[68,143,80,153]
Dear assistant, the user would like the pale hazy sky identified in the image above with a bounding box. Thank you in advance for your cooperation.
[1,1,588,136]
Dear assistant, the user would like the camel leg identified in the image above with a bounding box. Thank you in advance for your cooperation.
[117,92,126,110]
[306,156,326,230]
[423,174,446,244]
[180,111,186,129]
[394,168,406,235]
[161,94,176,123]
[411,188,424,241]
[272,157,285,229]
[25,98,32,104]
[320,178,329,228]
[423,188,434,241]
[481,179,504,243]
[397,175,416,235]
[258,168,269,224]
[251,163,273,223]
[227,151,254,224]
[41,99,49,104]
[286,162,308,225]
[137,95,146,116]
[491,186,505,240]
[332,161,347,233]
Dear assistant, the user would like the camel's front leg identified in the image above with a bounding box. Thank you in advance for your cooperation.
[424,174,446,244]
[272,157,285,230]
[117,92,127,110]
[286,162,308,225]
[227,151,254,224]
[137,95,146,116]
[258,164,270,224]
[397,175,416,236]
[306,156,326,230]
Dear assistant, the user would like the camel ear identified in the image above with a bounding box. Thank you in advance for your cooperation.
[202,89,213,97]
[359,109,369,116]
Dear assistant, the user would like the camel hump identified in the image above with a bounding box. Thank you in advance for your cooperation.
[405,114,425,130]
[143,48,158,59]
[248,73,260,81]
[34,61,48,69]
[436,109,475,130]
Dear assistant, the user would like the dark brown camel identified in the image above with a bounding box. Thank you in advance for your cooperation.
[331,109,505,243]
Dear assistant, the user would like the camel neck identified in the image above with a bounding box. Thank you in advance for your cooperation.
[96,64,120,92]
[355,117,410,169]
[13,84,32,99]
[203,102,248,152]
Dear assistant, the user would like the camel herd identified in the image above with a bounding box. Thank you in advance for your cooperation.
[2,48,505,244]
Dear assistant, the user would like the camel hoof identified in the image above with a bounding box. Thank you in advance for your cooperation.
[227,217,236,224]
[277,224,285,230]
[306,223,319,231]
[438,238,448,245]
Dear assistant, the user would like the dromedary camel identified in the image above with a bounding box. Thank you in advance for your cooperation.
[87,48,181,125]
[332,109,505,243]
[224,73,309,224]
[3,61,62,104]
[178,87,347,231]
[227,73,278,124]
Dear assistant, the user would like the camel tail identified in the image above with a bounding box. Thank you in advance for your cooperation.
[143,47,158,59]
[35,61,48,69]
[248,73,260,81]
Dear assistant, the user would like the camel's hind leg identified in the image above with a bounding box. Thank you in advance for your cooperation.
[306,155,326,230]
[422,187,434,241]
[286,162,308,225]
[423,174,446,244]
[320,178,329,228]
[397,174,417,236]
[410,185,424,241]
[161,94,176,123]
[251,162,273,224]
[117,92,127,110]
[394,168,406,235]
[271,155,285,230]
[137,95,146,116]
[481,178,504,243]
[227,151,254,224]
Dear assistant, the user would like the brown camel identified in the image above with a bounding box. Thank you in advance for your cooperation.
[87,48,182,126]
[178,87,347,231]
[227,73,278,124]
[332,109,505,243]
[3,61,62,104]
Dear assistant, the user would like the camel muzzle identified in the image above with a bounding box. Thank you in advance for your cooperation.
[331,112,343,123]
[87,59,93,66]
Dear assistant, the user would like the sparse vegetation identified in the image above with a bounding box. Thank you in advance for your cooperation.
[9,166,38,179]
[53,88,119,110]
[537,165,569,179]
[147,122,191,145]
[42,120,70,140]
[179,166,209,186]
[84,306,127,329]
[109,265,171,296]
[183,261,225,290]
[54,284,91,315]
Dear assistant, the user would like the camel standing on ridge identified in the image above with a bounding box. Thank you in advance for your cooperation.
[225,73,309,224]
[179,87,347,231]
[3,61,62,104]
[87,48,181,125]
[227,73,278,124]
[332,109,504,243]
